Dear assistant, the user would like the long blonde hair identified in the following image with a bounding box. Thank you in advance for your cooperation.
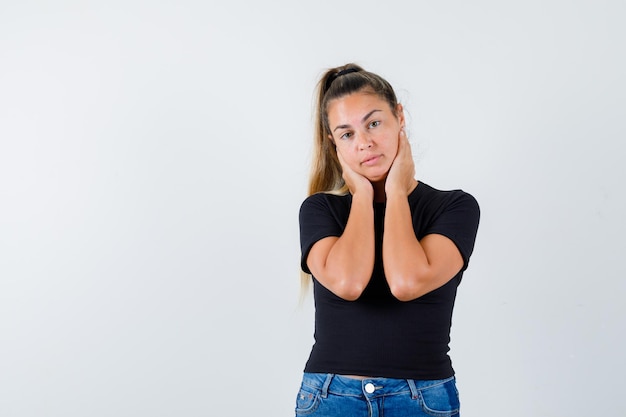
[301,63,401,293]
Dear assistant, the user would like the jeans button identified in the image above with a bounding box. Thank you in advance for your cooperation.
[364,383,375,394]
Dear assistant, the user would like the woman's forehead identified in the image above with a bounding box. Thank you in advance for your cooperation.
[327,92,392,123]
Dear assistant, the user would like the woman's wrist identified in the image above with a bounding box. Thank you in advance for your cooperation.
[352,188,374,202]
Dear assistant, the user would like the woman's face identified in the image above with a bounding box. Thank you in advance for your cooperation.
[327,90,404,183]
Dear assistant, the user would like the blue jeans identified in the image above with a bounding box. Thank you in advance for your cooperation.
[295,373,460,417]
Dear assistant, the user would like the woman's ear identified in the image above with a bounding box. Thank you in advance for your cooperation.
[328,134,335,145]
[396,103,405,129]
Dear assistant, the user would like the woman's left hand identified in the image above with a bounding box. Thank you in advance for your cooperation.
[385,129,416,196]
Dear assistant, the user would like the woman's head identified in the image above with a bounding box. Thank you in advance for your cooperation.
[309,64,403,195]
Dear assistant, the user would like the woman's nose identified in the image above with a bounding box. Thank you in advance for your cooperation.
[356,132,373,150]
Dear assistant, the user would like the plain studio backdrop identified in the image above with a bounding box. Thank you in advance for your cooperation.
[1,1,624,416]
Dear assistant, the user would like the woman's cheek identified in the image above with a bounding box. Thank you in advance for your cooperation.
[349,158,362,173]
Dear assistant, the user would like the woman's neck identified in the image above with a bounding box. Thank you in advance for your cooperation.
[372,180,386,203]
[371,178,419,203]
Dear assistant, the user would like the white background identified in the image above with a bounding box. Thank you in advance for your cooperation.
[1,1,624,416]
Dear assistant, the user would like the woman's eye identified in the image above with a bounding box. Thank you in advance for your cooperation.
[340,132,353,140]
[368,120,380,128]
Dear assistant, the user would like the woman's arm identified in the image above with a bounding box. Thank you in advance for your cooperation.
[383,195,464,301]
[305,152,375,301]
[383,131,464,301]
[306,193,375,301]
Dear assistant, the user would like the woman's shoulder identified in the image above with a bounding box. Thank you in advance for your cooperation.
[299,191,352,214]
[412,181,479,212]
[301,191,351,206]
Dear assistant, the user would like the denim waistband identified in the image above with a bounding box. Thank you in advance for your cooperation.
[301,373,455,400]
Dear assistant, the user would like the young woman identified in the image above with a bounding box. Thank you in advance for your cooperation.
[295,64,480,417]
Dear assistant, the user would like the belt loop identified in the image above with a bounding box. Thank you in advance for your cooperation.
[407,379,419,400]
[321,374,334,398]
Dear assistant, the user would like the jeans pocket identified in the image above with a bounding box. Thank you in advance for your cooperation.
[418,378,460,417]
[295,384,321,415]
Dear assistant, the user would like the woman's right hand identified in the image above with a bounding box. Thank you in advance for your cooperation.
[337,150,373,198]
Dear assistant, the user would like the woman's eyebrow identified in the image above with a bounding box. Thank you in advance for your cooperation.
[362,109,382,122]
[332,109,382,132]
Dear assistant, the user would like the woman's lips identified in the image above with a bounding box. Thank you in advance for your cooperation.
[361,155,381,166]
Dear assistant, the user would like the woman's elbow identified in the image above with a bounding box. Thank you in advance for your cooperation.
[333,279,368,301]
[388,275,425,302]
[389,286,418,302]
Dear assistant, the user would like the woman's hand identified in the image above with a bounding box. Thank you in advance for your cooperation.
[385,129,416,196]
[337,150,373,198]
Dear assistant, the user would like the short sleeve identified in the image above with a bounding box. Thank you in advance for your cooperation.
[423,192,480,270]
[298,193,349,274]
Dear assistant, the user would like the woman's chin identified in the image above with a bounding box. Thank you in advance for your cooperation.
[365,172,389,184]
